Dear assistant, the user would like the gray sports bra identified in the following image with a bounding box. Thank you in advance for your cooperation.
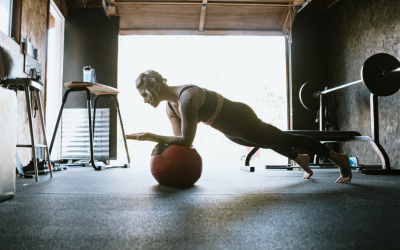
[167,85,220,124]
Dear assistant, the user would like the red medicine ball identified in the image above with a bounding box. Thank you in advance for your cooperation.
[150,143,203,186]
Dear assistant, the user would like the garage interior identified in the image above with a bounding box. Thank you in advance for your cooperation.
[1,0,400,249]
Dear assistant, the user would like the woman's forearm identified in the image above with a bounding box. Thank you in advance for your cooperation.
[151,134,191,147]
[125,132,191,147]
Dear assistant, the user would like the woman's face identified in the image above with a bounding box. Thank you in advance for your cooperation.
[137,86,160,108]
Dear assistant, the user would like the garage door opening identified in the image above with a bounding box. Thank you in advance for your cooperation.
[117,35,287,167]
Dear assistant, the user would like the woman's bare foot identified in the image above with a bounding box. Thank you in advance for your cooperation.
[335,153,352,183]
[329,150,352,183]
[294,154,313,179]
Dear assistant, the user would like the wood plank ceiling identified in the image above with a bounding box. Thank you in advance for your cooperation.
[65,0,339,35]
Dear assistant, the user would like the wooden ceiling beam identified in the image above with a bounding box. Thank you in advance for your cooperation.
[113,2,289,7]
[119,29,284,36]
[114,1,308,34]
[65,0,102,8]
[281,6,296,32]
[65,0,306,10]
[198,0,207,32]
[108,0,118,16]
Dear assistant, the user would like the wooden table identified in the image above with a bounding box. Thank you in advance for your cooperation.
[65,81,120,95]
[49,81,130,171]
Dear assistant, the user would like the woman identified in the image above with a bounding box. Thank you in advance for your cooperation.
[125,70,352,183]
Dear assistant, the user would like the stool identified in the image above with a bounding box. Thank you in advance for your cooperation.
[49,82,130,170]
[0,78,54,181]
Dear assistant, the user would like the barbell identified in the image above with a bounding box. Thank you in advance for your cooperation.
[300,53,400,111]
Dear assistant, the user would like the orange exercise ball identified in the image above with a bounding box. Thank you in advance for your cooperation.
[150,143,203,186]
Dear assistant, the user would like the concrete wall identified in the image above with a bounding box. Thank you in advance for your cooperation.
[63,8,120,160]
[326,0,400,168]
[291,12,327,130]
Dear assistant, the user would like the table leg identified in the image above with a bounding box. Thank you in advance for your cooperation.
[113,95,130,165]
[35,90,53,177]
[85,90,97,170]
[24,86,39,181]
[49,89,74,154]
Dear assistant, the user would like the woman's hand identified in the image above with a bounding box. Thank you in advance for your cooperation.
[125,132,156,142]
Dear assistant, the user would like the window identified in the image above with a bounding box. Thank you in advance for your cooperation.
[0,0,13,36]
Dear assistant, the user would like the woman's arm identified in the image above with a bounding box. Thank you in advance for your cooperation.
[166,104,182,136]
[125,90,200,147]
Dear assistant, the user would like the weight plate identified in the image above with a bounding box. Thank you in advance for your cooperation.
[299,81,323,111]
[362,53,400,96]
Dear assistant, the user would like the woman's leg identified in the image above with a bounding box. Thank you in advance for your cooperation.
[213,99,330,158]
[225,135,297,158]
[240,123,352,182]
[247,123,331,158]
[212,99,351,183]
[241,122,351,182]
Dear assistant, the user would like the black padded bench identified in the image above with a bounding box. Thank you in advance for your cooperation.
[285,130,361,141]
[243,130,399,175]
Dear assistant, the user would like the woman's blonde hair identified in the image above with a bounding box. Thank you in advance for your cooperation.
[136,70,167,89]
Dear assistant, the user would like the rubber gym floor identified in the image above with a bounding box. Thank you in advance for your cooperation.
[1,165,400,250]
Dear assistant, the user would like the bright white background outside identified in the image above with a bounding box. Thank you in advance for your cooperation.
[117,35,288,168]
[46,2,65,160]
[0,0,12,36]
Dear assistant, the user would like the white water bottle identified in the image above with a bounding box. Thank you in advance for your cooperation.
[83,66,92,82]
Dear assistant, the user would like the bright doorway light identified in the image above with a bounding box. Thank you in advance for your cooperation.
[46,1,65,160]
[118,36,287,167]
[0,0,12,36]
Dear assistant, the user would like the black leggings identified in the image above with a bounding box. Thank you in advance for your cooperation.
[210,99,331,159]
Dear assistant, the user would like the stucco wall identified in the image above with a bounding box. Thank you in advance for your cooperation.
[326,0,400,168]
[0,0,53,165]
[17,0,49,165]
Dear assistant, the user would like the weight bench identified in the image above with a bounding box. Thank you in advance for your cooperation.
[243,53,400,175]
[243,130,396,174]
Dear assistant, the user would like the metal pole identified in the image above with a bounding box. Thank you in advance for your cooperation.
[24,86,39,181]
[49,102,65,154]
[371,94,379,142]
[92,96,99,146]
[35,90,53,177]
[85,89,97,170]
[388,67,400,74]
[49,88,74,154]
[245,147,259,167]
[287,38,293,131]
[321,80,362,94]
[370,93,391,170]
[319,93,325,131]
[112,95,131,164]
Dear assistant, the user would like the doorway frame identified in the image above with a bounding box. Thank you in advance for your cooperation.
[117,35,291,165]
[45,0,65,160]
